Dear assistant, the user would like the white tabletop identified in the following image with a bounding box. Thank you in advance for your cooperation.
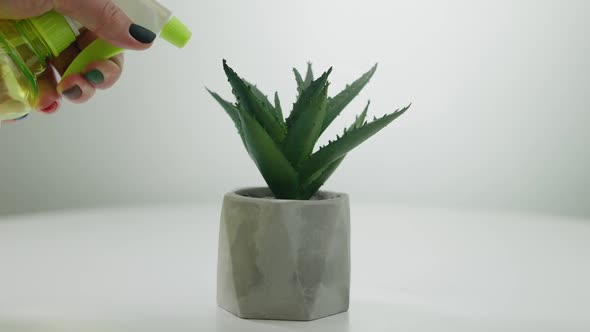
[1,204,589,332]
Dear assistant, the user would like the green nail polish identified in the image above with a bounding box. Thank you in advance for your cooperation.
[84,69,104,85]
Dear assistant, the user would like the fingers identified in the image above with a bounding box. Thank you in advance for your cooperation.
[0,2,131,111]
[0,0,53,19]
[38,54,124,108]
[58,74,96,104]
[50,30,124,104]
[35,66,62,113]
[0,0,156,50]
[37,50,96,107]
[57,56,123,100]
[53,0,156,50]
[73,30,125,90]
[57,55,123,103]
[81,56,124,90]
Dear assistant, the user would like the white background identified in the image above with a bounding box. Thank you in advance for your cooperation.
[1,0,589,217]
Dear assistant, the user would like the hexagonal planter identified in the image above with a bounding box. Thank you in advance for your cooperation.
[216,187,350,321]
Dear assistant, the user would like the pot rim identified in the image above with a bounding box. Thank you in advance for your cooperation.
[226,187,348,204]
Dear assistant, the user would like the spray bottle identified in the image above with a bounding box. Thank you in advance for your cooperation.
[0,0,191,123]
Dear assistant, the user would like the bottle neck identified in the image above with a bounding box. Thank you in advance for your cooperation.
[15,20,55,63]
[0,20,47,119]
[0,19,53,79]
[0,19,57,113]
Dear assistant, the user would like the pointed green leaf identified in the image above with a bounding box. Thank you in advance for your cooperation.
[300,158,344,200]
[301,104,411,181]
[294,63,315,97]
[283,69,332,166]
[237,106,299,199]
[242,80,273,108]
[303,62,314,90]
[274,92,285,125]
[207,89,246,147]
[322,64,378,133]
[223,60,286,143]
[286,68,332,128]
[343,100,370,135]
[207,89,241,132]
[352,101,370,130]
[243,80,286,128]
[294,68,305,97]
[303,100,372,196]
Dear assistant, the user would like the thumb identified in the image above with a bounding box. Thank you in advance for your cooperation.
[53,0,156,50]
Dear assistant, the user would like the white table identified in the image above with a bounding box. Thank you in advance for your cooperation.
[1,205,589,332]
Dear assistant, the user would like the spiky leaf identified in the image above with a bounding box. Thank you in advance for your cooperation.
[283,69,332,166]
[274,92,285,125]
[349,101,370,131]
[223,60,286,143]
[301,104,411,181]
[243,81,272,108]
[237,107,299,199]
[294,63,315,97]
[303,101,372,192]
[244,80,286,128]
[207,89,241,133]
[303,62,314,90]
[322,64,378,133]
[294,68,305,97]
[207,89,246,147]
[300,158,344,200]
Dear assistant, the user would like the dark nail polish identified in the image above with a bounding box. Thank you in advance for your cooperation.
[84,69,105,85]
[63,85,83,100]
[129,24,156,44]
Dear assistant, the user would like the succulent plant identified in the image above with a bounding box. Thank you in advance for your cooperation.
[208,60,411,200]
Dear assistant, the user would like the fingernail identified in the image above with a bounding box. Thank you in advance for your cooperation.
[62,85,83,100]
[84,69,104,85]
[40,101,59,114]
[129,24,156,44]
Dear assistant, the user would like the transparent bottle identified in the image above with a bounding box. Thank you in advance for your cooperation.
[0,0,191,123]
[0,14,62,121]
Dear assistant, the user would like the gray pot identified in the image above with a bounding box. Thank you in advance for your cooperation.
[216,187,351,321]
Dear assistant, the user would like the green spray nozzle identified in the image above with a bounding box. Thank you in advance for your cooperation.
[160,17,192,48]
[29,5,191,77]
[63,16,191,77]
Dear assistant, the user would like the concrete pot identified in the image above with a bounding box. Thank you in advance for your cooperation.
[217,187,351,321]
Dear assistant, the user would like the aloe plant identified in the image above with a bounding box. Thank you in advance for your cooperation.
[208,60,411,200]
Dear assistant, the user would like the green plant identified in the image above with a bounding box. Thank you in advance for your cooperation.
[208,60,411,200]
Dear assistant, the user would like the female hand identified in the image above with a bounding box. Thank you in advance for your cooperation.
[0,0,156,114]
